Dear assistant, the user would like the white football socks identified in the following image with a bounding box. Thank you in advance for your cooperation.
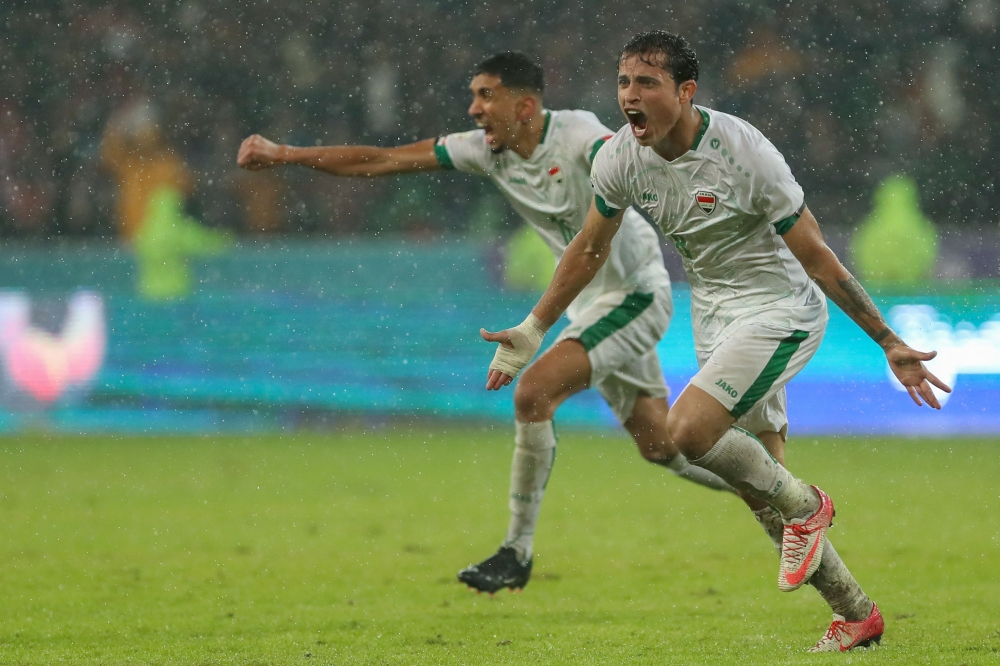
[691,426,819,520]
[809,539,875,621]
[754,506,873,621]
[753,505,785,553]
[503,420,557,565]
[658,453,735,492]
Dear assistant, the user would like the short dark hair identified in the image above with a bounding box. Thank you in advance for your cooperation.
[474,52,544,93]
[618,31,699,84]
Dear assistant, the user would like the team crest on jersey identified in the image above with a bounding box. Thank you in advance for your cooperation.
[548,164,563,183]
[696,190,717,214]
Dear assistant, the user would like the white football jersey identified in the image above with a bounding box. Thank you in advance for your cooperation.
[435,109,669,318]
[590,105,828,351]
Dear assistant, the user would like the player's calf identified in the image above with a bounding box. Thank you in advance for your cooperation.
[625,395,733,492]
[648,453,734,492]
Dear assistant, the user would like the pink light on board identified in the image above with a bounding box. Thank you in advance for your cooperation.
[0,291,106,405]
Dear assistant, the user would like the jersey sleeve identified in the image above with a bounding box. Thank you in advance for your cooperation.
[561,110,616,167]
[746,134,806,235]
[434,130,491,175]
[589,138,629,218]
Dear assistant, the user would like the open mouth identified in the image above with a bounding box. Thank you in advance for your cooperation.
[626,109,648,138]
[476,119,496,143]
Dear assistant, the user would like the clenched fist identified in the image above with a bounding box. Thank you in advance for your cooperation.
[237,134,285,170]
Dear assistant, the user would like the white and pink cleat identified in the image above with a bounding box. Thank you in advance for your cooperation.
[778,485,834,592]
[809,602,885,652]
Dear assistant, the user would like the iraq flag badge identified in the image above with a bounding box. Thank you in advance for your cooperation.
[696,191,717,214]
[548,164,564,184]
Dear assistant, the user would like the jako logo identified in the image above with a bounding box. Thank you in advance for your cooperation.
[715,379,738,398]
[640,191,658,203]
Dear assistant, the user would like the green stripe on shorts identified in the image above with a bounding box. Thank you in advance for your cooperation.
[730,330,809,419]
[578,292,653,352]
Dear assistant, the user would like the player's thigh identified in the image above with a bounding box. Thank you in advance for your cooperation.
[526,285,671,422]
[515,338,592,411]
[690,322,823,426]
[666,382,736,457]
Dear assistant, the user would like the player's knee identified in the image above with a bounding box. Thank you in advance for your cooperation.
[638,446,675,465]
[513,377,555,422]
[627,429,674,464]
[664,410,707,458]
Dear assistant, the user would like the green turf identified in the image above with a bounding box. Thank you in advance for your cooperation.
[1,428,998,665]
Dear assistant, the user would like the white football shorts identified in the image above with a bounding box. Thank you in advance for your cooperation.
[553,283,673,424]
[690,321,825,435]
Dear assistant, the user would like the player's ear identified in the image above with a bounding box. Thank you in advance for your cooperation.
[516,95,538,124]
[678,80,697,105]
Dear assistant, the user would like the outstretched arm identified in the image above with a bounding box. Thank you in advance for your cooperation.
[782,206,951,408]
[531,203,624,326]
[481,200,624,390]
[237,135,441,176]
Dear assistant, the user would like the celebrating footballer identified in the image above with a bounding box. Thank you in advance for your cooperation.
[483,31,951,652]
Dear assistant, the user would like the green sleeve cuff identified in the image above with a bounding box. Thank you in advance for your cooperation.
[588,136,611,164]
[434,141,455,170]
[772,203,806,235]
[594,194,621,219]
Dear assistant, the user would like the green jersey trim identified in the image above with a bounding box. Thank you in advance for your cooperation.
[579,292,654,351]
[541,110,552,144]
[730,330,809,419]
[589,134,613,164]
[434,140,455,170]
[594,194,621,218]
[772,203,806,235]
[691,107,711,151]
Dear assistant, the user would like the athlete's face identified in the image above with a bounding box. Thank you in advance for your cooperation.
[618,54,694,147]
[467,73,530,152]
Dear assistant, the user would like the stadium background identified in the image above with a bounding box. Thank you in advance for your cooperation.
[3,3,1000,665]
[1,0,998,434]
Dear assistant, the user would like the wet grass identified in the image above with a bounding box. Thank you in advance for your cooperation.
[0,428,998,664]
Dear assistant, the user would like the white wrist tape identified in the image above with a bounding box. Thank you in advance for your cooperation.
[489,314,549,379]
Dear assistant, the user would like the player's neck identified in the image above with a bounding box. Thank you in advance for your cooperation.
[508,110,547,159]
[652,105,702,162]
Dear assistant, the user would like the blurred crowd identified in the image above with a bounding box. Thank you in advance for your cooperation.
[2,0,997,240]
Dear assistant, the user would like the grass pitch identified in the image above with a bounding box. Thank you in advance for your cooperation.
[1,428,998,665]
